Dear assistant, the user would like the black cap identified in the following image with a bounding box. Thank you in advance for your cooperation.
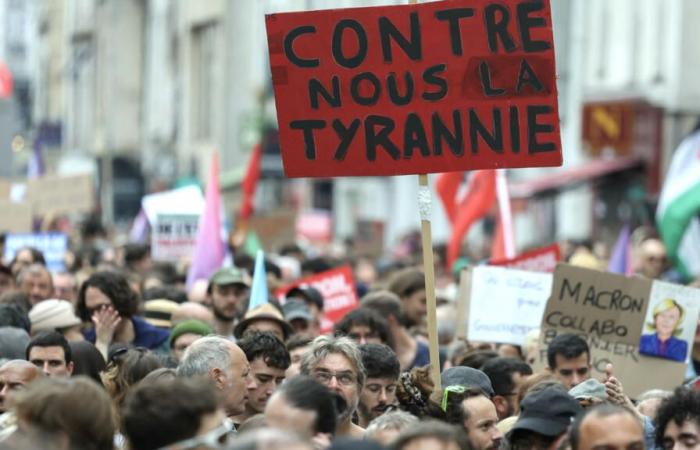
[509,386,582,437]
[286,286,324,311]
[440,366,495,397]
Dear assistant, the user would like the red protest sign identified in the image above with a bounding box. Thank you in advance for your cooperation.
[276,265,359,334]
[490,243,560,272]
[266,0,561,178]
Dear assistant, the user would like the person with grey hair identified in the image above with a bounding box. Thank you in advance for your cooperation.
[300,335,366,438]
[391,419,471,450]
[0,327,30,363]
[177,336,257,419]
[17,264,53,306]
[635,388,672,419]
[225,428,313,450]
[365,410,418,446]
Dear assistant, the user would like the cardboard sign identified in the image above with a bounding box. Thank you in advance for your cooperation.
[151,214,200,262]
[464,266,552,345]
[266,0,562,177]
[535,264,688,398]
[276,265,359,334]
[543,264,651,346]
[248,209,297,251]
[4,233,68,272]
[0,200,32,233]
[490,243,560,272]
[27,174,94,216]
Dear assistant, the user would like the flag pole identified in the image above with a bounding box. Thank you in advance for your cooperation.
[418,174,441,391]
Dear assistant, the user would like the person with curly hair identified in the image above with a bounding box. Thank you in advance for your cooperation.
[654,387,700,450]
[232,332,290,425]
[77,271,170,359]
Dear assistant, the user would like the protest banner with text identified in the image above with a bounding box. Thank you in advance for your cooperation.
[4,233,68,272]
[490,243,560,272]
[535,264,688,398]
[276,265,359,334]
[463,266,552,345]
[266,0,562,177]
[151,214,200,262]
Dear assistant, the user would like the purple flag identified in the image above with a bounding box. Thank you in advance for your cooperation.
[27,141,45,179]
[187,153,225,289]
[608,224,631,274]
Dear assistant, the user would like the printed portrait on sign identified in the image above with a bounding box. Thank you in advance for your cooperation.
[639,298,688,362]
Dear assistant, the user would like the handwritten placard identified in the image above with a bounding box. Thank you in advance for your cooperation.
[465,266,551,345]
[542,263,651,346]
[266,0,562,177]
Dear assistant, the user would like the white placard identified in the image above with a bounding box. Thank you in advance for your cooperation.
[467,266,552,345]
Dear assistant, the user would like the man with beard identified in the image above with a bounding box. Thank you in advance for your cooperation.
[357,343,400,428]
[301,335,366,438]
[232,332,290,426]
[206,268,250,338]
[481,357,533,419]
[18,264,53,306]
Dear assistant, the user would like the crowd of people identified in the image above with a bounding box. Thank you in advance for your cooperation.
[0,223,699,450]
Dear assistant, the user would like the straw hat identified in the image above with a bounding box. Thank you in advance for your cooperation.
[234,303,293,340]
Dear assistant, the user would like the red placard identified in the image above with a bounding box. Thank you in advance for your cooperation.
[490,243,560,273]
[276,265,359,334]
[266,0,561,178]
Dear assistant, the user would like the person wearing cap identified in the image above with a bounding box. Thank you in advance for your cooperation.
[233,303,293,343]
[28,299,84,342]
[570,404,644,450]
[568,378,607,409]
[282,298,315,339]
[506,385,582,450]
[285,286,324,338]
[438,366,501,450]
[169,320,214,362]
[25,331,74,377]
[207,267,250,338]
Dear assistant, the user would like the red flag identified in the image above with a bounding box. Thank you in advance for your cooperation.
[239,144,262,221]
[443,170,497,269]
[435,171,464,223]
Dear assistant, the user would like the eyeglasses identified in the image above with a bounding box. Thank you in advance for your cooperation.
[157,419,233,450]
[312,369,356,386]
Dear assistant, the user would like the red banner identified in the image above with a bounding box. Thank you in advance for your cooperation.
[490,243,560,273]
[276,265,359,334]
[266,0,561,178]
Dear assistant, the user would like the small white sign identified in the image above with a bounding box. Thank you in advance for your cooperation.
[466,266,552,345]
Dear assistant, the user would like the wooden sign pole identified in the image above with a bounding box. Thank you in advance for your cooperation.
[418,173,442,391]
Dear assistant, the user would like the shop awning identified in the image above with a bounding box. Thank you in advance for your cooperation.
[509,156,645,198]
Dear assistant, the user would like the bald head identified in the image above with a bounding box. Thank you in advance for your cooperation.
[0,359,43,412]
[639,238,667,279]
[171,302,215,328]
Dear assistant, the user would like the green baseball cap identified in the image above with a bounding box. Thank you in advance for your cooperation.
[208,267,249,287]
